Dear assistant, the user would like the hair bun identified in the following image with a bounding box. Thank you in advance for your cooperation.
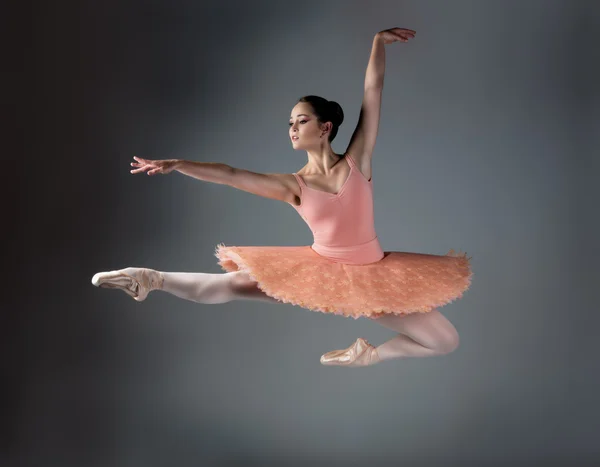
[297,95,344,142]
[328,100,344,126]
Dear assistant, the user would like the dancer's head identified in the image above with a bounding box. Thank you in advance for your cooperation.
[289,96,344,149]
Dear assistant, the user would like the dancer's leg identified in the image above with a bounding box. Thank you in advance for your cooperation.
[369,309,460,361]
[160,271,237,304]
[161,270,280,304]
[94,266,281,304]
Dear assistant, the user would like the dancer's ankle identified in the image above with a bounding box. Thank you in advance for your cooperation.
[148,269,164,291]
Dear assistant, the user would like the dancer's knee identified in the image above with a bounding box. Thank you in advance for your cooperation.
[373,310,460,354]
[443,332,460,354]
[435,326,460,354]
[193,273,238,304]
[423,310,460,354]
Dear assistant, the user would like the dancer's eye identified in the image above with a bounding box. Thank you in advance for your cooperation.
[288,120,308,126]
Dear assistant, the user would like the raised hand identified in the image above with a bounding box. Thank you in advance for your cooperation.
[377,27,416,45]
[130,156,178,176]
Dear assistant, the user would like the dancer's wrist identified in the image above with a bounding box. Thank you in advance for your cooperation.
[173,159,186,171]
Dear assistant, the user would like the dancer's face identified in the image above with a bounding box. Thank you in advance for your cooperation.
[289,102,328,149]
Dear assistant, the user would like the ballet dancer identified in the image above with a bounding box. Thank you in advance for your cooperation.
[92,27,473,367]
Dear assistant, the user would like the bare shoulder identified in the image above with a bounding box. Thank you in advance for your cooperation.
[346,152,372,181]
[271,173,302,206]
[268,172,303,206]
[227,167,299,205]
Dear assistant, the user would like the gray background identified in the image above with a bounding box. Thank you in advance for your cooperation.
[9,0,600,466]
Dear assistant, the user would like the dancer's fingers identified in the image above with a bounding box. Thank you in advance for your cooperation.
[131,166,150,174]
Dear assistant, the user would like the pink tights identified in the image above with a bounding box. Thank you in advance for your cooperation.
[157,270,459,361]
[369,311,460,361]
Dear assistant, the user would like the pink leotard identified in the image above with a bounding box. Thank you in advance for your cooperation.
[291,153,385,265]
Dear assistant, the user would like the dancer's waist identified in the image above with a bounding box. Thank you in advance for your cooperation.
[311,236,384,265]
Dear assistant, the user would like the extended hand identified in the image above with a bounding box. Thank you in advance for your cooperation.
[377,27,416,45]
[130,156,178,176]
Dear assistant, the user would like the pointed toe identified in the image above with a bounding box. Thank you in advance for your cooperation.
[320,338,380,367]
[91,268,162,301]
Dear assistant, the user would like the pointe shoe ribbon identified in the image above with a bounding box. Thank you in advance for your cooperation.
[320,337,381,367]
[91,268,164,302]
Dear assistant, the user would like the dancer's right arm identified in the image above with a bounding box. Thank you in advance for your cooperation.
[130,156,228,180]
[177,160,294,204]
[173,159,234,185]
[130,157,294,204]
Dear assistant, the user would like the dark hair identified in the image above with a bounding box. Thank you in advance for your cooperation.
[297,95,344,143]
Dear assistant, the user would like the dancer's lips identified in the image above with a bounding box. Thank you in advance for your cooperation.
[292,136,299,141]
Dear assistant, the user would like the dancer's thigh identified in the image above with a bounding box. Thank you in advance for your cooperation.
[371,310,459,348]
[227,271,281,304]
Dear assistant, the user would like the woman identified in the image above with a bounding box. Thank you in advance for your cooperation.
[92,27,473,367]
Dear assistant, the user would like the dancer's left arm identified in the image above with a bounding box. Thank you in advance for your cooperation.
[346,28,416,167]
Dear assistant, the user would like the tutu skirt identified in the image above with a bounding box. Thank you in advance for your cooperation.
[215,243,473,320]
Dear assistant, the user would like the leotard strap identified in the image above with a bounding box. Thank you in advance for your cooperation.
[344,152,357,168]
[292,173,306,187]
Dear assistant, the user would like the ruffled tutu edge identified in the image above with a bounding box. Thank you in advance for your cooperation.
[214,243,473,320]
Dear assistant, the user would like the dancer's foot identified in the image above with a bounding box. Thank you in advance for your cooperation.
[91,267,164,302]
[320,337,381,367]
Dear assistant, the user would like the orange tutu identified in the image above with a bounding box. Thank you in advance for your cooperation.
[215,243,473,320]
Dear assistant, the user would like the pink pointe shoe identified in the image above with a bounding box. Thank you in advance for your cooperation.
[91,267,164,302]
[320,337,381,367]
